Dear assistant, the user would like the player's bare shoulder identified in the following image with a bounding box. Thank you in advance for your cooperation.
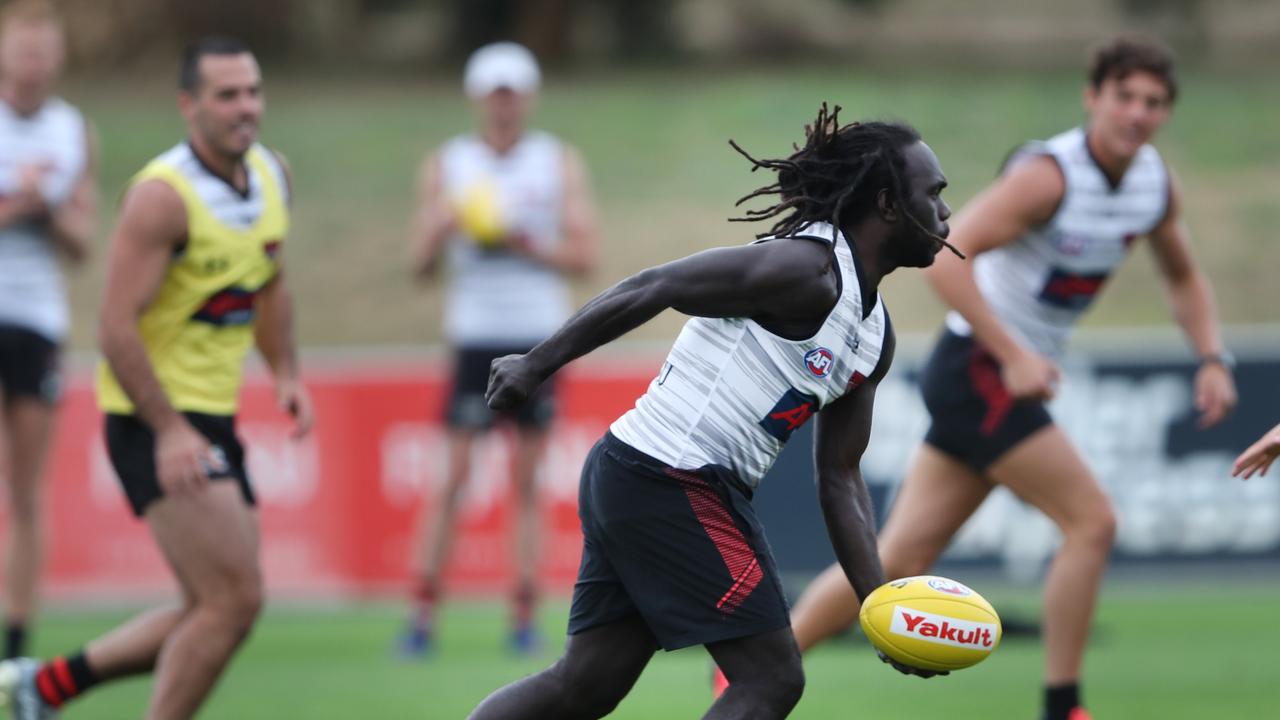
[117,178,188,248]
[997,153,1067,225]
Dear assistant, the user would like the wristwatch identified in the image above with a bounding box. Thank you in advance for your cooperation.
[1200,350,1236,370]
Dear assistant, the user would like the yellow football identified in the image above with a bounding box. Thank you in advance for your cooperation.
[858,575,1002,672]
[455,180,507,247]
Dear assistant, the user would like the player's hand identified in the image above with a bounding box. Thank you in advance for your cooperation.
[0,165,49,225]
[1193,361,1236,428]
[1232,423,1280,479]
[1001,349,1061,401]
[276,376,314,439]
[486,353,542,411]
[876,649,948,679]
[155,419,225,497]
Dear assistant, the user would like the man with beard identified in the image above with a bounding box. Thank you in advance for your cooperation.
[0,37,311,720]
[468,104,956,720]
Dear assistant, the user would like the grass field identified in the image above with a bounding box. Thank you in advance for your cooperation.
[59,65,1280,352]
[27,578,1277,719]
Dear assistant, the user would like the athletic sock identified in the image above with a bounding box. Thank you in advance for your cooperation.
[1044,682,1081,720]
[411,576,439,632]
[3,623,26,659]
[34,652,100,708]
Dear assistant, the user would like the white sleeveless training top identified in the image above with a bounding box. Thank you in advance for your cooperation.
[611,222,891,490]
[440,130,569,347]
[0,97,88,342]
[946,126,1169,358]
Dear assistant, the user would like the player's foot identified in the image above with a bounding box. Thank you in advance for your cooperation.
[711,665,729,698]
[509,623,541,656]
[0,658,60,719]
[395,625,433,660]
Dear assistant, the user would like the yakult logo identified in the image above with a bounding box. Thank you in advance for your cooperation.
[890,606,996,650]
[804,347,834,377]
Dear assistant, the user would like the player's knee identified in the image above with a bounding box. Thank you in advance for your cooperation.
[770,656,806,709]
[547,660,625,719]
[1064,501,1117,552]
[207,574,264,637]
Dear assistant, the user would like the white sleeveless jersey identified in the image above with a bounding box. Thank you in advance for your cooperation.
[440,131,569,347]
[611,223,890,490]
[946,126,1169,358]
[0,97,88,341]
[150,141,291,230]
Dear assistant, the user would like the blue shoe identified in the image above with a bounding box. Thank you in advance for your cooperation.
[509,624,541,656]
[396,625,433,659]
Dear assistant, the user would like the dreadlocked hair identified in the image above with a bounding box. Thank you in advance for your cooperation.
[729,103,962,258]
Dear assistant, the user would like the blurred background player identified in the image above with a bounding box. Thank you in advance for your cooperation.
[0,0,96,661]
[782,36,1236,720]
[0,36,311,719]
[401,41,599,656]
[470,105,956,720]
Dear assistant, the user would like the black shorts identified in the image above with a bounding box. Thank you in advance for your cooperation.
[445,345,556,431]
[921,328,1053,471]
[105,413,255,517]
[568,433,790,651]
[0,324,61,404]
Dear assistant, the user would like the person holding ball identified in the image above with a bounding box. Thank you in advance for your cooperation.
[402,41,600,656]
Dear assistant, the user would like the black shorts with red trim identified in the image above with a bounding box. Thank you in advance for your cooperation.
[567,432,790,651]
[921,328,1053,471]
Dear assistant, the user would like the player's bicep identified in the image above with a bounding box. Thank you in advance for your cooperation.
[101,180,187,322]
[946,155,1064,257]
[654,241,830,318]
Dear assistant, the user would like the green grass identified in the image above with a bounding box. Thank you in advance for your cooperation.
[30,579,1278,719]
[58,65,1280,351]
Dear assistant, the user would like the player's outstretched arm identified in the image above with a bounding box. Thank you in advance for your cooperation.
[486,238,837,410]
[1232,423,1280,479]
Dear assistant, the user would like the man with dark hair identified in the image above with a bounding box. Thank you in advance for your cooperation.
[467,103,955,720]
[0,37,309,720]
[0,0,97,662]
[784,35,1235,720]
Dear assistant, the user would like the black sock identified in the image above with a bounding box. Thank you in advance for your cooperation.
[67,652,99,693]
[1045,683,1081,720]
[4,623,26,659]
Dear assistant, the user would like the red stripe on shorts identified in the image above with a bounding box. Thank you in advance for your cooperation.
[968,345,1013,436]
[667,469,764,614]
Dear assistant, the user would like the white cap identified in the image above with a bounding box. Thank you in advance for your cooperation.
[463,42,541,99]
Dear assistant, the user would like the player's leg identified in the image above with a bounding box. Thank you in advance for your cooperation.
[705,627,805,719]
[986,425,1113,717]
[143,480,262,719]
[467,613,657,720]
[403,428,475,653]
[789,444,992,653]
[509,426,547,650]
[2,396,56,660]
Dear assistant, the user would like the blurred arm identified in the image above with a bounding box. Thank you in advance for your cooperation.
[97,179,188,432]
[47,121,100,263]
[813,325,895,602]
[408,151,455,277]
[1147,170,1236,426]
[923,155,1062,365]
[522,145,599,276]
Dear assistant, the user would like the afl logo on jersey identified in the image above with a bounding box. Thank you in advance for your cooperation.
[803,347,834,378]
